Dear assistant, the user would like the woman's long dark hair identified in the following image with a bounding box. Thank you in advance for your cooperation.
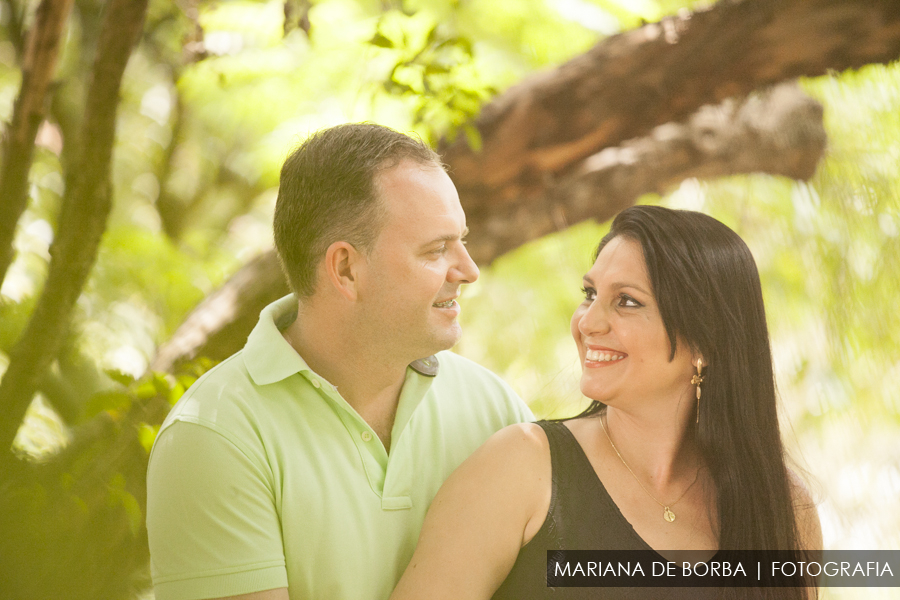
[575,206,811,597]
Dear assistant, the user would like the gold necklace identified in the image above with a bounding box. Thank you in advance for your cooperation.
[600,414,701,523]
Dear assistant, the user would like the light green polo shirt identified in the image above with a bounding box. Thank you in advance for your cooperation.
[147,295,533,600]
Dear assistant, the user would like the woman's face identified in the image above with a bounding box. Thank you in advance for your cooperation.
[570,236,696,408]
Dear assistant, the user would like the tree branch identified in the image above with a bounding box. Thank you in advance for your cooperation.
[154,95,189,240]
[150,251,289,372]
[0,0,74,286]
[441,0,900,209]
[464,82,826,263]
[0,0,149,466]
[284,0,311,37]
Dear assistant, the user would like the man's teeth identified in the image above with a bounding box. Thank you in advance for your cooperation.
[586,350,625,362]
[433,299,455,308]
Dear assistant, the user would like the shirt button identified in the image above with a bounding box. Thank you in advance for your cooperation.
[361,431,373,442]
[311,379,321,389]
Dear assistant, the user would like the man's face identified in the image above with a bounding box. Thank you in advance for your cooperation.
[356,159,479,362]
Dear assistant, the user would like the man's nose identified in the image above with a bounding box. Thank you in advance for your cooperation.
[451,242,479,284]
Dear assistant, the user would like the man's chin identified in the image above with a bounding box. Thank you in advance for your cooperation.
[422,325,462,356]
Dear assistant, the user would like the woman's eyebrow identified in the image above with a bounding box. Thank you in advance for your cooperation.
[611,281,651,295]
[583,275,651,296]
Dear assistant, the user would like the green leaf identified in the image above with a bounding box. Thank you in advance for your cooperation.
[383,79,416,95]
[454,36,473,57]
[135,379,158,400]
[107,473,143,536]
[463,123,483,152]
[104,369,135,387]
[425,24,439,46]
[139,423,160,454]
[369,33,394,49]
[424,64,451,76]
[85,390,133,416]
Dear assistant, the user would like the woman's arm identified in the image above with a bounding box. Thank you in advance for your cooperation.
[789,469,823,551]
[788,470,823,600]
[391,423,552,600]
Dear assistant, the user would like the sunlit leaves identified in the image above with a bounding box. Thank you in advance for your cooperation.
[107,472,143,536]
[367,11,494,143]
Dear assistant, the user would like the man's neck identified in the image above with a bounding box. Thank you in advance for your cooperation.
[282,304,408,451]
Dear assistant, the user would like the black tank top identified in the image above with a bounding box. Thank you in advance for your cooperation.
[492,420,719,600]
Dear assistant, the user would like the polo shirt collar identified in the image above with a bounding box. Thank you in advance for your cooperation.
[244,295,312,386]
[243,294,440,386]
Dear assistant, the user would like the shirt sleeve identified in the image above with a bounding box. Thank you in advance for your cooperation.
[509,388,536,424]
[146,419,288,600]
[493,374,535,425]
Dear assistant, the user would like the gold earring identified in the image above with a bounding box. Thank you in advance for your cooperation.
[691,358,704,423]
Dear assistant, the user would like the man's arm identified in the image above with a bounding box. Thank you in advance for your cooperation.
[147,421,288,600]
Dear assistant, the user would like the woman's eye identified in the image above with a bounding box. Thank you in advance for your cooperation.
[618,294,642,308]
[581,287,596,302]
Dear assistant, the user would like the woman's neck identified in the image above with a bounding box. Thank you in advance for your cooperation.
[601,405,703,492]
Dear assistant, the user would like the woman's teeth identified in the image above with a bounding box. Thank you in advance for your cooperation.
[433,299,455,308]
[586,350,624,362]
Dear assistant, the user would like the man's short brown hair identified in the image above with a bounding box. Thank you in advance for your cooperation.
[274,123,442,297]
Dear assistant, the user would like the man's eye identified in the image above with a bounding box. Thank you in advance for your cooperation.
[581,287,596,302]
[431,245,447,255]
[618,294,642,308]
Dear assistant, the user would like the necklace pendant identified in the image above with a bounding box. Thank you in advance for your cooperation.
[663,507,676,523]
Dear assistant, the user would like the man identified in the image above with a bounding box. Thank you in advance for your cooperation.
[146,123,534,600]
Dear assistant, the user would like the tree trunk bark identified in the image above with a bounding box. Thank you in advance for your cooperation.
[0,0,75,286]
[463,82,826,263]
[151,251,289,371]
[0,0,149,466]
[442,0,900,206]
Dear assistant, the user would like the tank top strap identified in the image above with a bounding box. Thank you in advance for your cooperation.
[534,420,587,488]
[533,420,612,526]
[537,419,608,479]
[534,419,632,539]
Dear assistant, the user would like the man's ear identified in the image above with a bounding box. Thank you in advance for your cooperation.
[323,241,363,301]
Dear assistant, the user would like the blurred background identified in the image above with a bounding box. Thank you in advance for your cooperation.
[0,0,897,598]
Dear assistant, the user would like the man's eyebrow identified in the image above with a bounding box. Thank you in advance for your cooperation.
[422,227,469,247]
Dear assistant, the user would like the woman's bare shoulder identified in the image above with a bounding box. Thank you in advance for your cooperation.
[461,422,551,475]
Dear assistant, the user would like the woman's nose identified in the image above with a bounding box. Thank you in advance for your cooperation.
[579,301,611,337]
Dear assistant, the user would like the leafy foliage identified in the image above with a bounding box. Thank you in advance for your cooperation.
[368,12,493,145]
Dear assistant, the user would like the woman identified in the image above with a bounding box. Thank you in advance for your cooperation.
[391,206,821,599]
